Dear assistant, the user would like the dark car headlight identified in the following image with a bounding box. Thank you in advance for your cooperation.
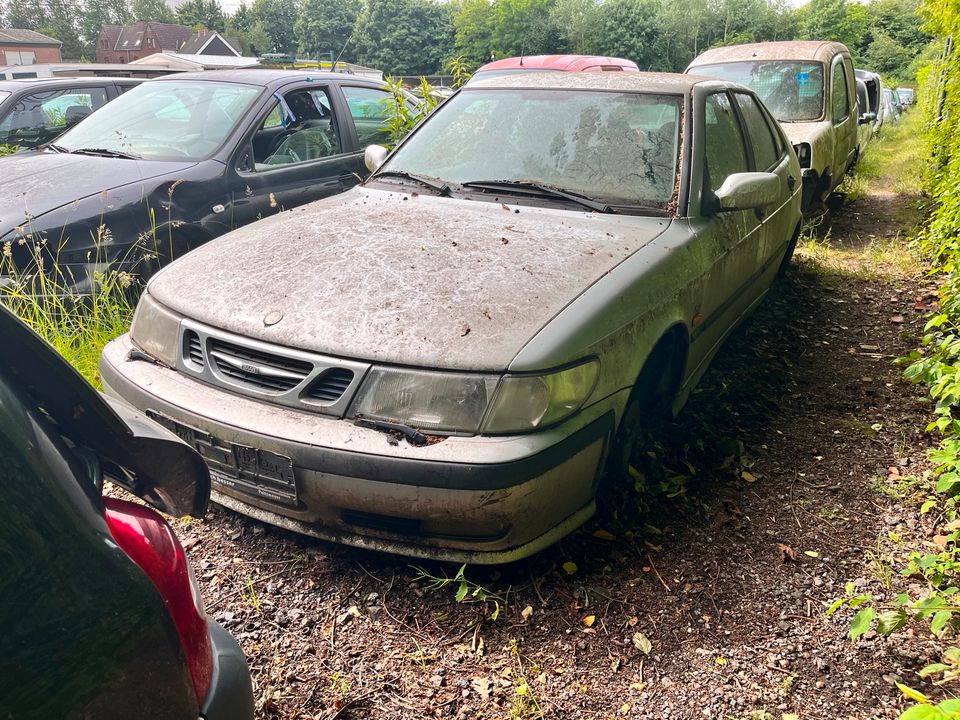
[793,143,812,169]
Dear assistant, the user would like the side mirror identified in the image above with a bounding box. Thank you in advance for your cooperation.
[859,112,877,125]
[713,172,781,212]
[364,144,388,173]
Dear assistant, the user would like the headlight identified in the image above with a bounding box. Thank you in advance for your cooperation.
[793,143,811,169]
[350,367,499,433]
[482,360,599,434]
[129,291,181,367]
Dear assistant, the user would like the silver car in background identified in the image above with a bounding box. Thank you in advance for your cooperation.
[102,72,802,563]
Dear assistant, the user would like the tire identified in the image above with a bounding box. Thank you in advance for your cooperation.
[606,335,679,479]
[776,223,802,278]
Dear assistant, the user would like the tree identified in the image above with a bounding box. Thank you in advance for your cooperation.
[799,0,869,59]
[452,0,495,68]
[79,0,131,58]
[175,0,226,31]
[5,0,48,29]
[351,0,454,75]
[865,28,912,77]
[294,0,359,59]
[42,0,84,59]
[131,0,175,22]
[249,0,300,53]
[594,0,661,69]
[490,0,556,57]
[547,0,600,55]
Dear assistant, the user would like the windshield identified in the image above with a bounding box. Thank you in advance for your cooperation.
[694,61,825,122]
[380,89,681,209]
[57,79,261,161]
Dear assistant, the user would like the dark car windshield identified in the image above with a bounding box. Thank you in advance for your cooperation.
[57,79,261,161]
[694,61,825,122]
[379,88,681,209]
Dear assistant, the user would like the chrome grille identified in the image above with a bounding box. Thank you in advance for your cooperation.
[305,368,354,402]
[177,320,370,416]
[184,330,204,367]
[209,338,312,393]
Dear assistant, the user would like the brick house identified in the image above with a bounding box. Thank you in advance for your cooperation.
[0,29,62,65]
[95,22,194,64]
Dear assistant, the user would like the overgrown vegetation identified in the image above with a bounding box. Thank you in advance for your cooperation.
[0,222,137,387]
[827,3,960,717]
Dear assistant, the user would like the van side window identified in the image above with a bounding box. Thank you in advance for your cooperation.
[831,61,850,123]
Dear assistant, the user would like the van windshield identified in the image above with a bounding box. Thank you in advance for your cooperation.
[693,61,825,122]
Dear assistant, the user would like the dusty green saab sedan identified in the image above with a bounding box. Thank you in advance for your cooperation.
[102,72,802,563]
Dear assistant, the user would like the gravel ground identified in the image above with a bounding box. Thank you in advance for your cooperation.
[163,171,939,719]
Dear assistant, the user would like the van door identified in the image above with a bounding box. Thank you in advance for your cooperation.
[829,55,858,183]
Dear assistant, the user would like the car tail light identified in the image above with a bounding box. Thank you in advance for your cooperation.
[103,497,213,704]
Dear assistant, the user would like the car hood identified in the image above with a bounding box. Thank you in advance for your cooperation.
[149,187,672,371]
[0,151,195,233]
[779,120,830,146]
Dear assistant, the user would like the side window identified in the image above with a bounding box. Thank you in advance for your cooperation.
[342,85,395,147]
[704,92,749,194]
[250,87,341,170]
[831,61,850,123]
[0,87,108,147]
[42,88,109,127]
[732,93,780,171]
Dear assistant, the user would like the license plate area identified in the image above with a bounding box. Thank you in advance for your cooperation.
[147,410,299,508]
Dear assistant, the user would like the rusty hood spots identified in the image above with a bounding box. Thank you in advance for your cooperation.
[147,187,672,371]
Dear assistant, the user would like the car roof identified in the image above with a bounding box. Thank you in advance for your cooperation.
[465,69,726,94]
[152,69,383,87]
[689,40,850,66]
[476,54,640,73]
[0,76,139,92]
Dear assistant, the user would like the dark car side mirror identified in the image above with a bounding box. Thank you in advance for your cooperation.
[712,172,781,212]
[859,112,877,125]
[364,144,388,173]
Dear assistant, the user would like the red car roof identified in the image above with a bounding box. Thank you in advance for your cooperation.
[475,54,639,73]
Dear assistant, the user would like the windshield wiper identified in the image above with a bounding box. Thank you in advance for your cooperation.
[372,170,452,197]
[462,180,615,213]
[70,147,141,160]
[45,143,67,153]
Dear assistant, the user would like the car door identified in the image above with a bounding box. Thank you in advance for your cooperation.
[0,85,109,149]
[227,82,362,227]
[689,90,765,366]
[829,55,857,180]
[341,84,397,149]
[730,91,798,279]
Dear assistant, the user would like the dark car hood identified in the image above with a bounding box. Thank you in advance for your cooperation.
[0,151,196,233]
[148,186,672,371]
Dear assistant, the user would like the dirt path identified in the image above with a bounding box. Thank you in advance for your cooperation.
[179,130,938,720]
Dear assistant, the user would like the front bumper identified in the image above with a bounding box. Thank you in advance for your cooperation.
[201,620,254,720]
[102,334,617,564]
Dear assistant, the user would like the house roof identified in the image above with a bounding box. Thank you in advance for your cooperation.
[0,28,62,46]
[178,31,241,56]
[129,52,260,69]
[106,22,193,52]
